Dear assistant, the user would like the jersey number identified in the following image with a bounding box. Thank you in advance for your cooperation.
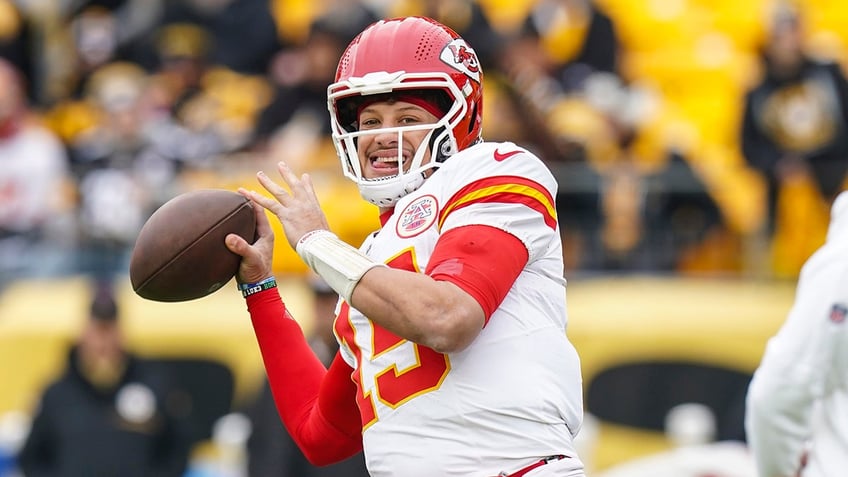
[335,249,451,429]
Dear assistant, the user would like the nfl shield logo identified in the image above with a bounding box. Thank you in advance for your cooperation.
[829,303,847,324]
[396,195,438,238]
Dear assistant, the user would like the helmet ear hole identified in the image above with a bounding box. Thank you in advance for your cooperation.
[428,126,451,163]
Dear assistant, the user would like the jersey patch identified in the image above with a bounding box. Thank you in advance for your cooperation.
[396,194,438,238]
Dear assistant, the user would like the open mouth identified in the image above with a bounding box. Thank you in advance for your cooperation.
[368,152,407,177]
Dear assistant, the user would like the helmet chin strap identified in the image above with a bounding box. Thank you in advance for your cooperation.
[358,171,427,207]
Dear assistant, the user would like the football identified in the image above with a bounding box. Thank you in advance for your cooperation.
[130,189,257,302]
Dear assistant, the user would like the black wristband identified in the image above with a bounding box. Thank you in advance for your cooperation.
[238,276,277,298]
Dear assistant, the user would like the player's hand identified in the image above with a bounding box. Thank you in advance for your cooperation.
[247,161,331,250]
[226,192,275,284]
[793,449,809,477]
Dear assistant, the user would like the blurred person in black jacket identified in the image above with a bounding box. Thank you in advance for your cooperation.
[741,5,848,236]
[17,285,191,477]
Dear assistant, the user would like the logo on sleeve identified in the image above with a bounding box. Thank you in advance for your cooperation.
[829,303,847,324]
[396,195,438,238]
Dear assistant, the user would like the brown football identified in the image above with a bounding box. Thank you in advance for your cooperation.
[130,189,256,302]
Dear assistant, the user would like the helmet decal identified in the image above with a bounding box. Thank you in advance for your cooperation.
[441,39,481,84]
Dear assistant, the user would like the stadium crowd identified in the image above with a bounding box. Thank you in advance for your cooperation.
[3,0,848,476]
[3,0,847,292]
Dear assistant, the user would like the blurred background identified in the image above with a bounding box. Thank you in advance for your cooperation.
[1,0,845,475]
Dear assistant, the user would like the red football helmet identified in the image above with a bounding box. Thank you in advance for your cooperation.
[327,16,484,207]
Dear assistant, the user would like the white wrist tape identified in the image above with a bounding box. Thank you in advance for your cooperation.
[296,229,384,303]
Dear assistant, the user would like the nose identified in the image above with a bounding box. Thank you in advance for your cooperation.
[373,128,400,147]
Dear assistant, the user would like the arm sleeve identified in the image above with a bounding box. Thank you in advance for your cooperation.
[425,224,528,323]
[246,288,363,465]
[745,274,842,476]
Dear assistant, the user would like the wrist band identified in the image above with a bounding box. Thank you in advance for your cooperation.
[295,229,384,302]
[238,276,277,298]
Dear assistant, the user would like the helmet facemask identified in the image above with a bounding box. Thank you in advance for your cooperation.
[329,74,467,207]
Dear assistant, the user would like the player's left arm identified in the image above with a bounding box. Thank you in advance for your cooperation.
[352,224,528,353]
[351,150,554,353]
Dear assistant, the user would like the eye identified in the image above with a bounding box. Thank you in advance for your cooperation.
[359,117,380,129]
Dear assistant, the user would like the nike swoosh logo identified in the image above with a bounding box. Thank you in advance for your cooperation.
[493,148,522,162]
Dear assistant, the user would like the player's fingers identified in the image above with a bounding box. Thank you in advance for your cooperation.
[299,172,319,201]
[226,233,272,284]
[241,186,286,217]
[253,202,274,239]
[276,161,310,195]
[252,213,278,256]
[277,161,300,188]
[256,171,292,204]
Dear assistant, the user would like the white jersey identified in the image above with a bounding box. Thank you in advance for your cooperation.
[334,141,585,476]
[746,191,848,477]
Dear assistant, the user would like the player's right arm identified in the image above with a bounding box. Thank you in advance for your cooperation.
[226,194,363,465]
[246,289,363,465]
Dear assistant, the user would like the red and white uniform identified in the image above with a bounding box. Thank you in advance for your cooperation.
[247,141,584,476]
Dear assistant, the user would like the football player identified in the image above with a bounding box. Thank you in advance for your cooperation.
[227,16,586,477]
[746,191,848,477]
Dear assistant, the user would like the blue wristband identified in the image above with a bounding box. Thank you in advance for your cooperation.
[238,276,277,298]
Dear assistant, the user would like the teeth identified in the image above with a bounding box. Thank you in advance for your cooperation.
[374,157,401,164]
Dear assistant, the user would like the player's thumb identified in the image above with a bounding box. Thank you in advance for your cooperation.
[225,233,247,256]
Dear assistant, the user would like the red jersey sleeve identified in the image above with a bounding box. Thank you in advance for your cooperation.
[246,288,362,465]
[425,224,529,324]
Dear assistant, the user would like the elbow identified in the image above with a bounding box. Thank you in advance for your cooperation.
[297,436,360,467]
[747,367,811,420]
[301,449,339,467]
[416,308,481,354]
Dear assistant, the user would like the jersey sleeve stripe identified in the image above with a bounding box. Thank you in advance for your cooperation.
[438,176,558,230]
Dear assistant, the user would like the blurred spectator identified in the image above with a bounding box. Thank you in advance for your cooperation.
[525,0,620,91]
[0,58,73,291]
[143,22,272,162]
[154,0,281,75]
[494,8,727,273]
[243,276,369,477]
[740,4,848,276]
[17,284,192,477]
[251,4,378,164]
[64,61,175,282]
[60,0,164,96]
[385,0,505,71]
[0,0,37,101]
[492,0,624,160]
[59,0,279,81]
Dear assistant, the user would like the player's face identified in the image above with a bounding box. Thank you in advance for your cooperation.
[356,100,439,180]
